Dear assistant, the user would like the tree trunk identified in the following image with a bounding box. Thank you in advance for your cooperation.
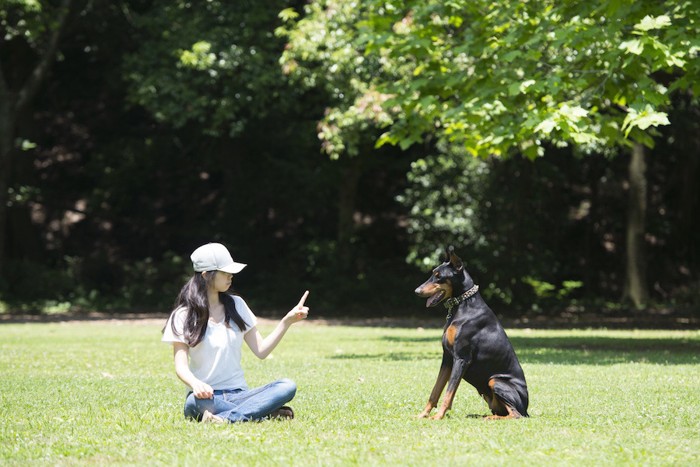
[0,79,13,281]
[623,142,648,309]
[679,139,700,266]
[337,157,361,268]
[0,0,74,284]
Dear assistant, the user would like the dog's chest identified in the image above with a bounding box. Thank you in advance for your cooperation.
[442,319,473,349]
[442,312,484,352]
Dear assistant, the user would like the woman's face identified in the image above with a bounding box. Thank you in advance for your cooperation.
[208,271,233,293]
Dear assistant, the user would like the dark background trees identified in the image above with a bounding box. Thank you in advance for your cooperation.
[0,0,698,319]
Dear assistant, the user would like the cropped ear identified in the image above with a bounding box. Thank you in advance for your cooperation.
[448,247,463,270]
[443,246,451,263]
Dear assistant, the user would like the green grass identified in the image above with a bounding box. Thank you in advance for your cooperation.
[1,319,699,466]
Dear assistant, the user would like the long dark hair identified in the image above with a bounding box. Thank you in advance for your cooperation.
[164,272,248,347]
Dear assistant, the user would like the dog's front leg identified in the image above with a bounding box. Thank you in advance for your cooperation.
[419,354,452,418]
[432,358,468,420]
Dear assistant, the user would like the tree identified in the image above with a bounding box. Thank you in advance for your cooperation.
[0,0,76,282]
[123,0,302,138]
[284,0,699,308]
[278,1,398,264]
[121,0,327,253]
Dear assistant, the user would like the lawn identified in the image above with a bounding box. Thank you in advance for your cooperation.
[1,318,698,466]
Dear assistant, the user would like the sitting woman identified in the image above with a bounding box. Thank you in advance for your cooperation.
[162,242,309,422]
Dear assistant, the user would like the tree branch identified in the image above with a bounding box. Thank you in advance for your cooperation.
[15,0,74,116]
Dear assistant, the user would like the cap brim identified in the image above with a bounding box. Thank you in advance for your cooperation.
[219,262,247,274]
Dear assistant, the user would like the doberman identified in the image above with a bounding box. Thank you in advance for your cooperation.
[414,247,529,420]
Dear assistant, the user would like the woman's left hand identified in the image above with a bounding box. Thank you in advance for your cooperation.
[284,290,309,324]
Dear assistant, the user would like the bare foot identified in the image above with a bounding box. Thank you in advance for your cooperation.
[202,410,226,424]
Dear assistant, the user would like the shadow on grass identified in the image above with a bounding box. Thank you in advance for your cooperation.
[511,336,700,365]
[330,351,438,361]
[337,335,700,365]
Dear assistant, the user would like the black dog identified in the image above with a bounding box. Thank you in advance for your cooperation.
[414,247,529,419]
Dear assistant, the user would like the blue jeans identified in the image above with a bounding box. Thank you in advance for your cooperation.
[184,378,297,422]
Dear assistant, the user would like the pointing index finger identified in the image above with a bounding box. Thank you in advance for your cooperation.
[297,290,310,307]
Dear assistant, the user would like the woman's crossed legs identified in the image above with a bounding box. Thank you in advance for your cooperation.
[184,378,297,423]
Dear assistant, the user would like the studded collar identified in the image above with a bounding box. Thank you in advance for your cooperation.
[444,284,479,320]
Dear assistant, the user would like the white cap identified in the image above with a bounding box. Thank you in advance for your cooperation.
[190,243,247,274]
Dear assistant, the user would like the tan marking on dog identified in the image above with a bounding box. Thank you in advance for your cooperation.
[443,281,453,297]
[420,283,441,295]
[445,325,458,346]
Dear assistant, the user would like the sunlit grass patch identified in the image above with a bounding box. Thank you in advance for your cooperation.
[1,321,698,465]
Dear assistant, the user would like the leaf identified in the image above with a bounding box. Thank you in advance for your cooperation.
[20,140,37,151]
[571,132,599,145]
[665,53,686,68]
[507,82,521,96]
[510,80,536,96]
[634,111,670,130]
[278,8,299,22]
[399,138,412,150]
[179,41,215,69]
[375,132,398,148]
[535,119,557,135]
[634,15,671,32]
[619,39,644,55]
[622,105,670,137]
[520,80,536,93]
[502,50,521,63]
[448,16,463,28]
[558,104,588,123]
[612,94,627,107]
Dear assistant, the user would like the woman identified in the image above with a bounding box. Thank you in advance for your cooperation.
[162,242,309,423]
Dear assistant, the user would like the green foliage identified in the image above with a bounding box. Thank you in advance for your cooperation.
[397,142,637,309]
[287,0,698,157]
[1,322,698,464]
[124,0,297,137]
[393,119,700,310]
[397,145,563,307]
[396,147,489,270]
[277,0,395,158]
[523,277,583,300]
[1,0,699,315]
[277,0,700,312]
[179,41,217,70]
[0,252,189,313]
[1,259,77,311]
[0,0,51,45]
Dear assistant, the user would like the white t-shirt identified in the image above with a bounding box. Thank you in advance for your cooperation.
[162,295,257,390]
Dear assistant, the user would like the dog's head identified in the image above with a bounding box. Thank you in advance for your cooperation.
[414,246,474,308]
